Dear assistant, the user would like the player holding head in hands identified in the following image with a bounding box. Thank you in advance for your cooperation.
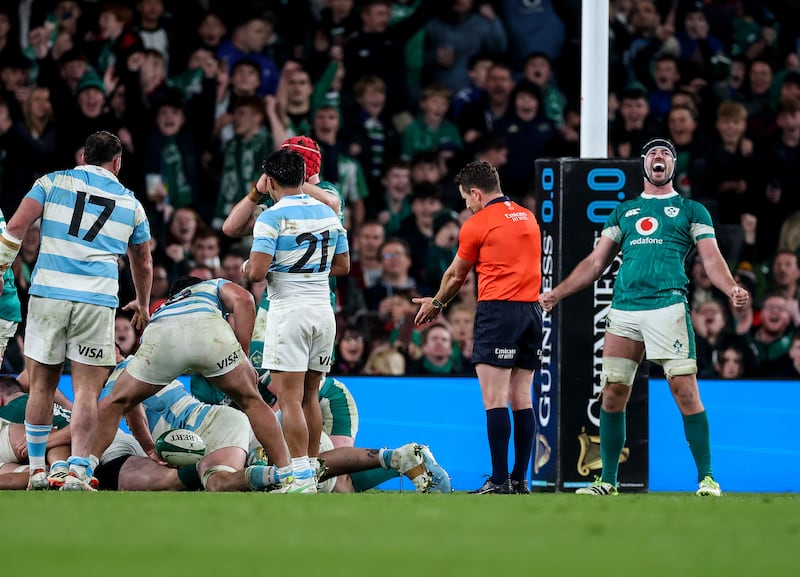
[0,131,152,491]
[414,160,543,494]
[541,138,749,497]
[243,148,349,493]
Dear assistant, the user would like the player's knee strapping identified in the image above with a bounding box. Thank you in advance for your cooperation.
[0,229,22,272]
[660,358,697,378]
[200,465,237,489]
[601,356,639,387]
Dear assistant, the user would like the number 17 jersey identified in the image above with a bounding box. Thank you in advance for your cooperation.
[26,165,151,308]
[251,193,348,306]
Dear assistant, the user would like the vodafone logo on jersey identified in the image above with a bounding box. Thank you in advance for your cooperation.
[635,216,659,236]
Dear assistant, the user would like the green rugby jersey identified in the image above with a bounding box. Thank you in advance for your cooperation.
[0,209,22,323]
[601,191,715,311]
[0,394,70,429]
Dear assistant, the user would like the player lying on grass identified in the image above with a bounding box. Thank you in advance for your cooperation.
[103,357,450,493]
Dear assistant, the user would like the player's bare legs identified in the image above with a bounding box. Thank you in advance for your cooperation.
[270,369,317,491]
[93,372,159,458]
[576,332,643,494]
[328,434,356,492]
[196,446,247,492]
[210,361,291,469]
[271,371,308,456]
[667,374,705,415]
[303,370,323,459]
[24,359,63,485]
[68,362,113,459]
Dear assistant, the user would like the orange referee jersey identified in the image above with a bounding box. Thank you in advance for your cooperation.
[457,197,541,302]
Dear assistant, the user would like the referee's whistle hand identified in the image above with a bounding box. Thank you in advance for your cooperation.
[412,296,435,326]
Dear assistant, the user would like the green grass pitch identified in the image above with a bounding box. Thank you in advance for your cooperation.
[2,492,797,577]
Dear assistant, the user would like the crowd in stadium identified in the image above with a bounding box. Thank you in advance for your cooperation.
[0,0,798,380]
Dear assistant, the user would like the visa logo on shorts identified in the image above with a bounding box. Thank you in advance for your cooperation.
[318,355,332,366]
[78,345,104,359]
[494,347,516,360]
[216,351,239,370]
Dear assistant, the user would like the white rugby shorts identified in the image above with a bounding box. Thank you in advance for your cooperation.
[263,303,335,372]
[605,302,694,360]
[127,314,244,385]
[25,296,115,366]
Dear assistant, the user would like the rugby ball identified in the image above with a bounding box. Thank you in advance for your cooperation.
[155,429,206,466]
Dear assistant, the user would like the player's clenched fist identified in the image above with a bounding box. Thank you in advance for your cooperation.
[540,291,558,312]
[729,285,750,309]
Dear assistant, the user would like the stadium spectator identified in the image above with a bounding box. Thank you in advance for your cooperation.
[397,182,443,287]
[425,209,460,289]
[364,238,417,311]
[700,100,757,264]
[609,82,660,158]
[216,13,279,97]
[451,52,493,121]
[456,61,514,148]
[211,95,272,230]
[402,82,462,160]
[648,54,681,124]
[751,293,795,377]
[774,333,800,378]
[494,79,559,198]
[666,104,707,198]
[346,75,401,196]
[406,323,472,376]
[424,0,507,96]
[342,0,443,120]
[312,104,369,233]
[349,220,386,291]
[522,52,568,131]
[332,325,369,376]
[363,343,406,376]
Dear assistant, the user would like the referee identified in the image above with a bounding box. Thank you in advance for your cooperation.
[414,160,543,494]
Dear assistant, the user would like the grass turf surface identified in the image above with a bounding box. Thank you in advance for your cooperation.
[2,492,797,577]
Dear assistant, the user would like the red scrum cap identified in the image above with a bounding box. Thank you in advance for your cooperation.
[281,136,321,181]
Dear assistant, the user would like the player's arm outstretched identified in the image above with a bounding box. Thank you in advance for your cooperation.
[696,237,750,308]
[541,235,621,312]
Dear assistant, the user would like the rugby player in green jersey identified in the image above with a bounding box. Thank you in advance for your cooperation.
[542,138,749,497]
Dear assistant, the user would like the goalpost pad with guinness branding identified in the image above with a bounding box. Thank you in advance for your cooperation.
[533,158,648,493]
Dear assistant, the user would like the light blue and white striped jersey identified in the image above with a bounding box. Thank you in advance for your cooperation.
[26,165,151,307]
[102,358,211,434]
[251,194,348,305]
[150,278,229,323]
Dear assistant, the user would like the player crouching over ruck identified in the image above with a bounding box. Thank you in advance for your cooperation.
[541,138,750,497]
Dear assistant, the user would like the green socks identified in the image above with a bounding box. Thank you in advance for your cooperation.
[350,468,400,492]
[600,409,626,486]
[683,411,714,482]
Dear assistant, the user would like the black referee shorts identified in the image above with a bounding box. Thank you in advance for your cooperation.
[472,300,543,370]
